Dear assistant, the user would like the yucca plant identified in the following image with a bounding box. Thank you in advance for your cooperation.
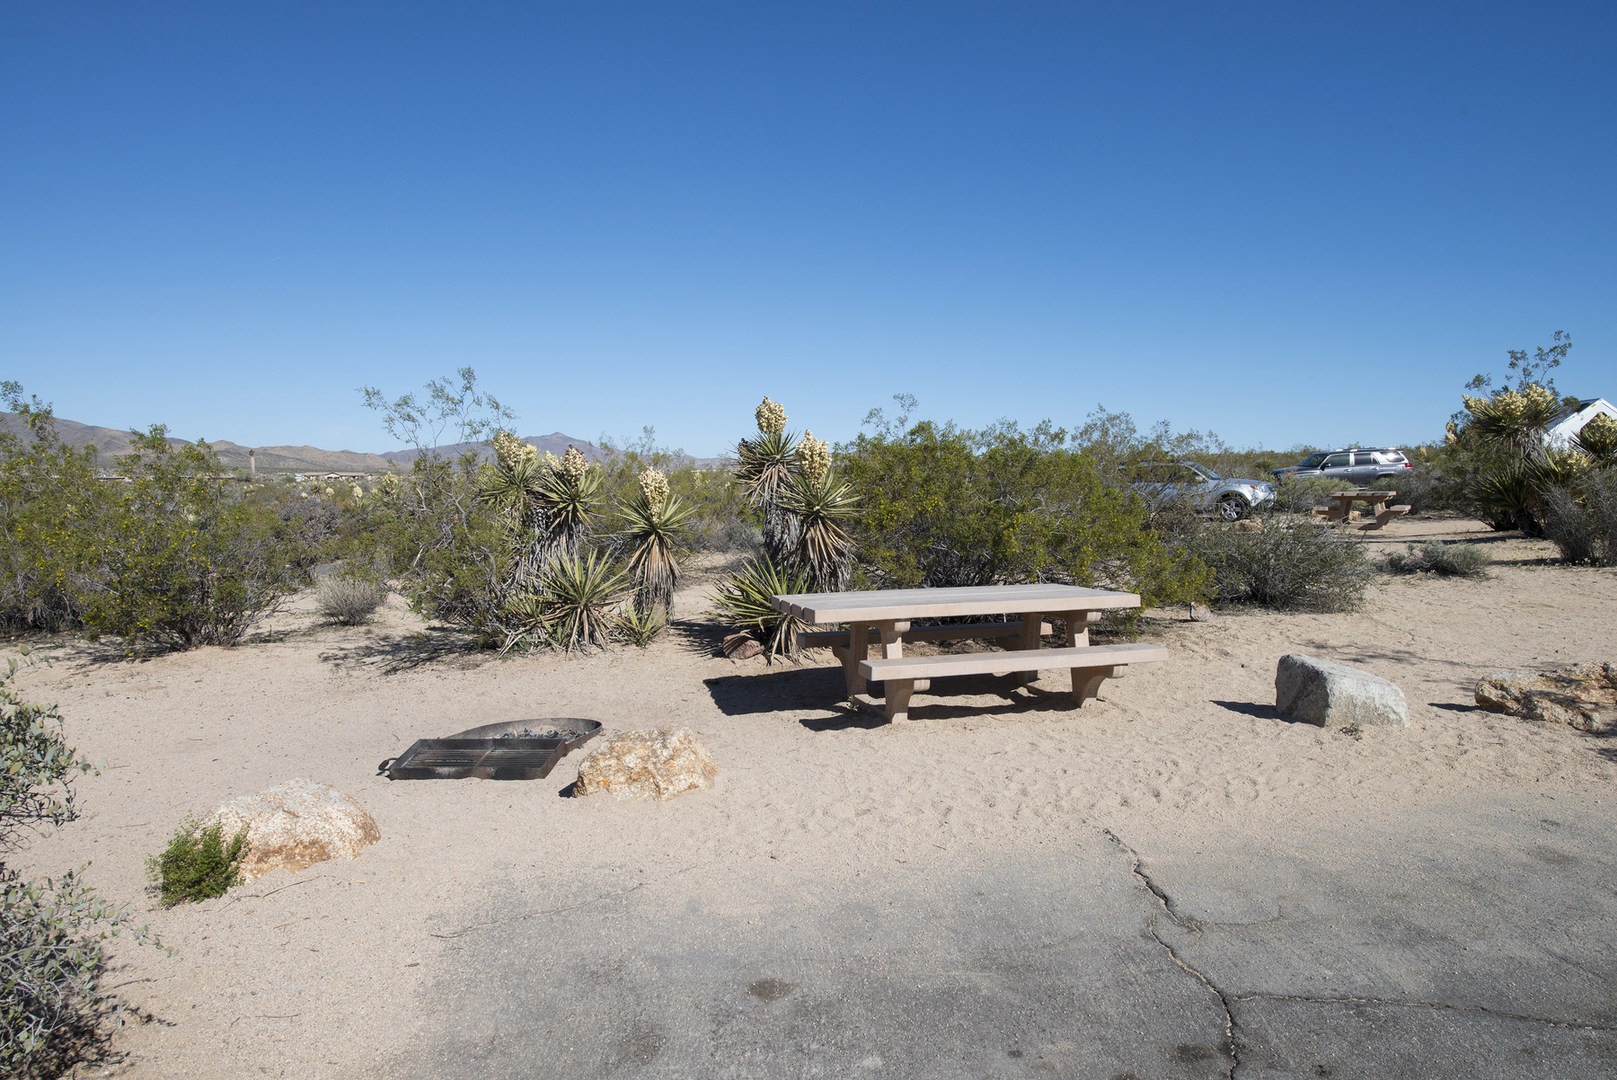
[736,397,801,564]
[615,603,667,647]
[534,447,601,560]
[618,468,694,618]
[1575,413,1617,466]
[776,453,858,591]
[710,557,813,660]
[539,549,627,653]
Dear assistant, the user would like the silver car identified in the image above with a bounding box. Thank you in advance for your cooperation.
[1270,447,1413,487]
[1129,461,1276,521]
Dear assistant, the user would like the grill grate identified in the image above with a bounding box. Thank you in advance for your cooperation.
[380,718,602,781]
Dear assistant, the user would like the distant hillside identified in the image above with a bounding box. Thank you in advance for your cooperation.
[0,413,603,474]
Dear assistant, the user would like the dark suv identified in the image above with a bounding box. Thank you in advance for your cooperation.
[1269,448,1413,487]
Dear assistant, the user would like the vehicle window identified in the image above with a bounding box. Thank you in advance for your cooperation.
[1353,452,1380,466]
[1323,453,1351,468]
[1299,453,1328,468]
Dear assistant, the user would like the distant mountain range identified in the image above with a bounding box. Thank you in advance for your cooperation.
[0,413,607,474]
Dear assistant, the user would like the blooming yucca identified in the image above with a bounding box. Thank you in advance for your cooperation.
[755,397,787,436]
[799,431,830,484]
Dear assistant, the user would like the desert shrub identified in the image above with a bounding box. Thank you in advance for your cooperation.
[1266,476,1343,515]
[536,549,627,653]
[615,468,693,620]
[839,418,1210,610]
[146,818,249,906]
[2,663,148,1079]
[315,574,388,626]
[1384,541,1489,578]
[615,604,667,647]
[0,385,108,635]
[77,430,303,653]
[1191,517,1372,612]
[1541,466,1617,566]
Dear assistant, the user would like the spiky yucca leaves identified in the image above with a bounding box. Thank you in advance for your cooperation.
[1461,384,1562,459]
[710,557,812,660]
[533,449,601,560]
[615,603,667,647]
[776,469,858,591]
[538,549,627,653]
[477,451,553,592]
[618,469,694,618]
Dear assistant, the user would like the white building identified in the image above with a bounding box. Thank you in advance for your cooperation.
[1546,397,1617,450]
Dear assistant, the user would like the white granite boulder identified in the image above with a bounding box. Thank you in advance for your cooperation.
[1276,654,1408,728]
[574,727,717,800]
[207,778,380,882]
[1475,663,1616,733]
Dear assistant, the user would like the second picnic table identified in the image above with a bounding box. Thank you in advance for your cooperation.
[1317,490,1411,530]
[770,583,1166,723]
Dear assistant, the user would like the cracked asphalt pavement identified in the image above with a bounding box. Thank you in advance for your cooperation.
[389,793,1617,1079]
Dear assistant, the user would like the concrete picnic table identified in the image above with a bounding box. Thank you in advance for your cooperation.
[1317,490,1410,530]
[770,584,1162,721]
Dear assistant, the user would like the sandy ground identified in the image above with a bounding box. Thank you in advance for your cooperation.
[8,516,1617,1078]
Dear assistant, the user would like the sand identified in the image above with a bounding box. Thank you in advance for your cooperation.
[8,516,1616,1077]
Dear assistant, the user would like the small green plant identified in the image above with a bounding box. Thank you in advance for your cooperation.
[1384,541,1489,578]
[615,604,667,647]
[315,574,388,625]
[147,817,249,906]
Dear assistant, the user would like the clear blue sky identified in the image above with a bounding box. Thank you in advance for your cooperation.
[3,1,1614,458]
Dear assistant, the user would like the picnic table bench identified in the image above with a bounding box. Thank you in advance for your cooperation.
[1313,490,1410,530]
[771,584,1165,723]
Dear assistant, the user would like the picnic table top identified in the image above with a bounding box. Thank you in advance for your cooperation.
[1330,490,1397,499]
[770,583,1141,624]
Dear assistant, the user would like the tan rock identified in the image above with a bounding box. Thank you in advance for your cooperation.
[207,778,381,882]
[574,727,717,800]
[722,632,762,660]
[1474,662,1617,734]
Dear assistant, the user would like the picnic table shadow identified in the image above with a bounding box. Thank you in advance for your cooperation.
[704,667,1085,731]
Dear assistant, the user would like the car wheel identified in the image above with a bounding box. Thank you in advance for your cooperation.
[1217,494,1247,521]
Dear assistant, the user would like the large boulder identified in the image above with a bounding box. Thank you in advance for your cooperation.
[1275,654,1409,728]
[1475,663,1617,733]
[574,727,718,800]
[207,778,380,882]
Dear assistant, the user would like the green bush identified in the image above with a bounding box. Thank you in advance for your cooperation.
[147,817,249,907]
[0,384,107,635]
[1266,476,1344,516]
[2,662,149,1078]
[839,419,1211,611]
[1191,517,1372,612]
[77,430,303,653]
[1384,541,1489,578]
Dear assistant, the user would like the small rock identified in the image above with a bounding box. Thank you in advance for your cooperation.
[574,727,718,800]
[207,779,380,882]
[1276,654,1408,728]
[723,632,763,660]
[1474,663,1616,733]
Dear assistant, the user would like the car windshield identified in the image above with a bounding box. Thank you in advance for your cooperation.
[1299,453,1328,468]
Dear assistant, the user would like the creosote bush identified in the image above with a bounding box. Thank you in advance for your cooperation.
[1384,541,1489,578]
[147,817,249,907]
[1541,466,1617,566]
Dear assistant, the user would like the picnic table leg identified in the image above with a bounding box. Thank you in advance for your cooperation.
[1008,610,1045,684]
[841,622,871,698]
[875,620,926,693]
[1059,611,1091,647]
[1072,665,1120,705]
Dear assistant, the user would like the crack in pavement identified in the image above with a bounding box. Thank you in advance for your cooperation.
[1104,828,1239,1079]
[1102,828,1617,1073]
[1232,991,1617,1034]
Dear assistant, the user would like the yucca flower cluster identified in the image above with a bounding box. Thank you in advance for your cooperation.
[800,431,830,484]
[755,396,787,436]
[639,467,669,510]
[1463,383,1558,431]
[492,429,531,472]
[561,445,589,481]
